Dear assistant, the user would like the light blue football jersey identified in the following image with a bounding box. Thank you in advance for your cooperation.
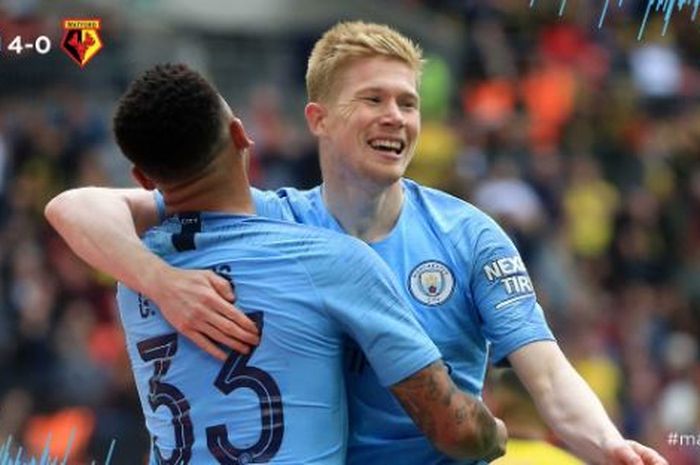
[117,212,440,464]
[252,178,555,465]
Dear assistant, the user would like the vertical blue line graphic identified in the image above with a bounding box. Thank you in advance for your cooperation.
[599,0,612,28]
[0,434,118,465]
[104,439,116,465]
[59,429,75,465]
[37,432,51,465]
[530,0,700,39]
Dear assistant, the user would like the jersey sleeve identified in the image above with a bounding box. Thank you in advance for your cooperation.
[465,213,554,364]
[251,188,296,222]
[154,189,166,222]
[311,238,441,387]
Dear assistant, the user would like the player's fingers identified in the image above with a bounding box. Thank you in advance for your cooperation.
[219,303,260,340]
[207,310,259,346]
[608,444,643,465]
[203,320,252,355]
[207,271,235,301]
[628,441,668,465]
[203,274,258,338]
[194,287,257,336]
[188,332,228,361]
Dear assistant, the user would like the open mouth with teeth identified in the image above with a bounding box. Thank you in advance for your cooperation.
[368,138,405,155]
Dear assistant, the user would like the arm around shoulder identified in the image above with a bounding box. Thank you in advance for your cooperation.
[44,187,164,289]
[44,186,260,360]
[45,186,160,237]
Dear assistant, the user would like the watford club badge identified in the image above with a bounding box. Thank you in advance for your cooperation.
[61,19,103,68]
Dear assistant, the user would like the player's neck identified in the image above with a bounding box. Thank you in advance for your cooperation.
[322,179,403,243]
[162,161,254,215]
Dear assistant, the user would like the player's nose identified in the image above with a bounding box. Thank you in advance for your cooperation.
[379,100,405,128]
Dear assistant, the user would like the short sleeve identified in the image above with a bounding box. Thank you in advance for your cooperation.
[468,215,554,364]
[251,188,295,221]
[154,190,166,222]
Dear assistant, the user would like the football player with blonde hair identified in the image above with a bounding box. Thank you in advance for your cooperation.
[305,21,424,103]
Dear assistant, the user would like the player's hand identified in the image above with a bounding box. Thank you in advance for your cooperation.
[603,439,668,465]
[148,266,260,361]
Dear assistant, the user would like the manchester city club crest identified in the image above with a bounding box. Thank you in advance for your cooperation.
[409,260,455,306]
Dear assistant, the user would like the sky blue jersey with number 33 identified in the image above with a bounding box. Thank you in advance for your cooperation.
[117,213,440,465]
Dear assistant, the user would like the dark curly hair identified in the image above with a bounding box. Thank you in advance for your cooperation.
[113,63,227,183]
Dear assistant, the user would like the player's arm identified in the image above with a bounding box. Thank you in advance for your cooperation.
[44,187,259,359]
[509,341,668,465]
[465,211,667,465]
[390,360,507,461]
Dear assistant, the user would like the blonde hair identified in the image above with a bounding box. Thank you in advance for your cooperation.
[306,21,424,103]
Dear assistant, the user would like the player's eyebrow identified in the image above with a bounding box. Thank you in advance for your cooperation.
[355,87,419,101]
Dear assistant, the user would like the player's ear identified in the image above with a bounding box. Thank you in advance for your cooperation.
[229,118,254,151]
[305,102,327,137]
[131,166,156,190]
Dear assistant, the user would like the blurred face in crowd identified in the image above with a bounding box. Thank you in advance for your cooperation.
[306,56,420,188]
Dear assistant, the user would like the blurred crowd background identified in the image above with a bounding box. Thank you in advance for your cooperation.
[0,0,698,463]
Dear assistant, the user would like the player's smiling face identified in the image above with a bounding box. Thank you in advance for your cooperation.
[318,56,420,187]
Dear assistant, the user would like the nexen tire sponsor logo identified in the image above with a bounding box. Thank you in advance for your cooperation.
[483,256,534,306]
